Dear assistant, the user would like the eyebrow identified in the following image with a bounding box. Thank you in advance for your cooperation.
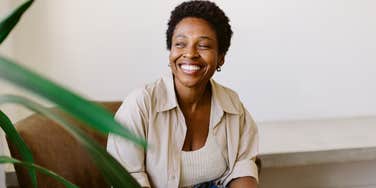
[174,34,214,41]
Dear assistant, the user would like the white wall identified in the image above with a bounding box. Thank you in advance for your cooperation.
[1,0,376,122]
[0,0,52,123]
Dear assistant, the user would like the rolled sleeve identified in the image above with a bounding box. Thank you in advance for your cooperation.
[224,158,259,186]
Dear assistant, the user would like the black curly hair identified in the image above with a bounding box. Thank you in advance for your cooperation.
[166,0,233,55]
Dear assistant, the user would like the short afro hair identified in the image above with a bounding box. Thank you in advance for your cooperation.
[166,0,233,55]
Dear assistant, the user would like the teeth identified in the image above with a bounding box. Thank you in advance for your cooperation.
[181,64,201,71]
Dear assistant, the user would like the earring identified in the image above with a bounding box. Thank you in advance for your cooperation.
[168,64,171,67]
[216,66,222,72]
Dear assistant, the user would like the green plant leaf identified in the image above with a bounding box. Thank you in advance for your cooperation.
[0,56,147,148]
[0,95,141,188]
[0,0,34,44]
[0,110,37,188]
[0,156,79,188]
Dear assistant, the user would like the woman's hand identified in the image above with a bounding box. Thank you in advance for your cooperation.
[228,176,257,188]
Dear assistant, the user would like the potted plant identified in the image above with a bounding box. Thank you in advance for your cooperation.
[0,1,144,187]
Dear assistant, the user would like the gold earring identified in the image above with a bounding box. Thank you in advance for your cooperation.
[216,66,222,72]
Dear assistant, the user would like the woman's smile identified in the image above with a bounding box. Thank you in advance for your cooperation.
[179,62,204,74]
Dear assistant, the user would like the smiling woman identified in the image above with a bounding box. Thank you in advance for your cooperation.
[106,1,259,188]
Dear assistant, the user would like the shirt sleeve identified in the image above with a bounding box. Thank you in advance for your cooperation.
[224,104,259,186]
[106,89,151,188]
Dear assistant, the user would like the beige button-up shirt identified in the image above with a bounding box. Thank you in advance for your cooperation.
[107,74,259,188]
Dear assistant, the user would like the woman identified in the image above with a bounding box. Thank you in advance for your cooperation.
[107,1,259,187]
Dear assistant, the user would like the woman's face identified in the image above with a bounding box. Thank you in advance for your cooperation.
[169,17,224,89]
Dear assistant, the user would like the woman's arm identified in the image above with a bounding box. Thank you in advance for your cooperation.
[228,176,258,188]
[107,89,151,187]
[223,103,259,187]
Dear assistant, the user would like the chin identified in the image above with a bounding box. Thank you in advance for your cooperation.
[175,75,208,89]
[178,79,198,88]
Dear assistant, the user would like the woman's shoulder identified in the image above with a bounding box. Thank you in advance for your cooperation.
[210,79,245,115]
[120,76,172,108]
[211,80,240,100]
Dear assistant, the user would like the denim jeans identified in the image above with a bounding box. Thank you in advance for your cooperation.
[193,181,219,188]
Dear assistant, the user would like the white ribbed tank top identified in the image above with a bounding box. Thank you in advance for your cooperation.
[180,128,227,187]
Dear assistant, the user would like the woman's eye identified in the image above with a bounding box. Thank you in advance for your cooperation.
[175,43,185,48]
[198,44,210,49]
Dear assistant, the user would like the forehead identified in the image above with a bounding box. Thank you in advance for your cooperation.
[173,17,217,39]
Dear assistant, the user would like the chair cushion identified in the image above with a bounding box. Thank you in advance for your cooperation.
[7,101,121,188]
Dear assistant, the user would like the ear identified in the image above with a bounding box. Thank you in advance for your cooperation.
[218,54,225,67]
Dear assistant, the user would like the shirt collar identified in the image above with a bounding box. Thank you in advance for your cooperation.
[156,74,241,115]
[155,74,177,112]
[210,79,242,115]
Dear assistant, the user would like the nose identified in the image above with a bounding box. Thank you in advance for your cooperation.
[183,46,199,59]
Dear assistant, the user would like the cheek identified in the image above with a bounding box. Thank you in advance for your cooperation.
[202,52,219,66]
[169,49,180,63]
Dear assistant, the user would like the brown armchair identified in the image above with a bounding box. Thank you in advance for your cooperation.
[7,101,121,188]
[7,101,261,188]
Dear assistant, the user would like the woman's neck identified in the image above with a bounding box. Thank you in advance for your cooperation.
[174,81,211,114]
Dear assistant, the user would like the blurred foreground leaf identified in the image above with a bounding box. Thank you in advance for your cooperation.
[0,56,146,148]
[0,0,33,44]
[0,156,78,188]
[0,110,37,188]
[0,95,141,188]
